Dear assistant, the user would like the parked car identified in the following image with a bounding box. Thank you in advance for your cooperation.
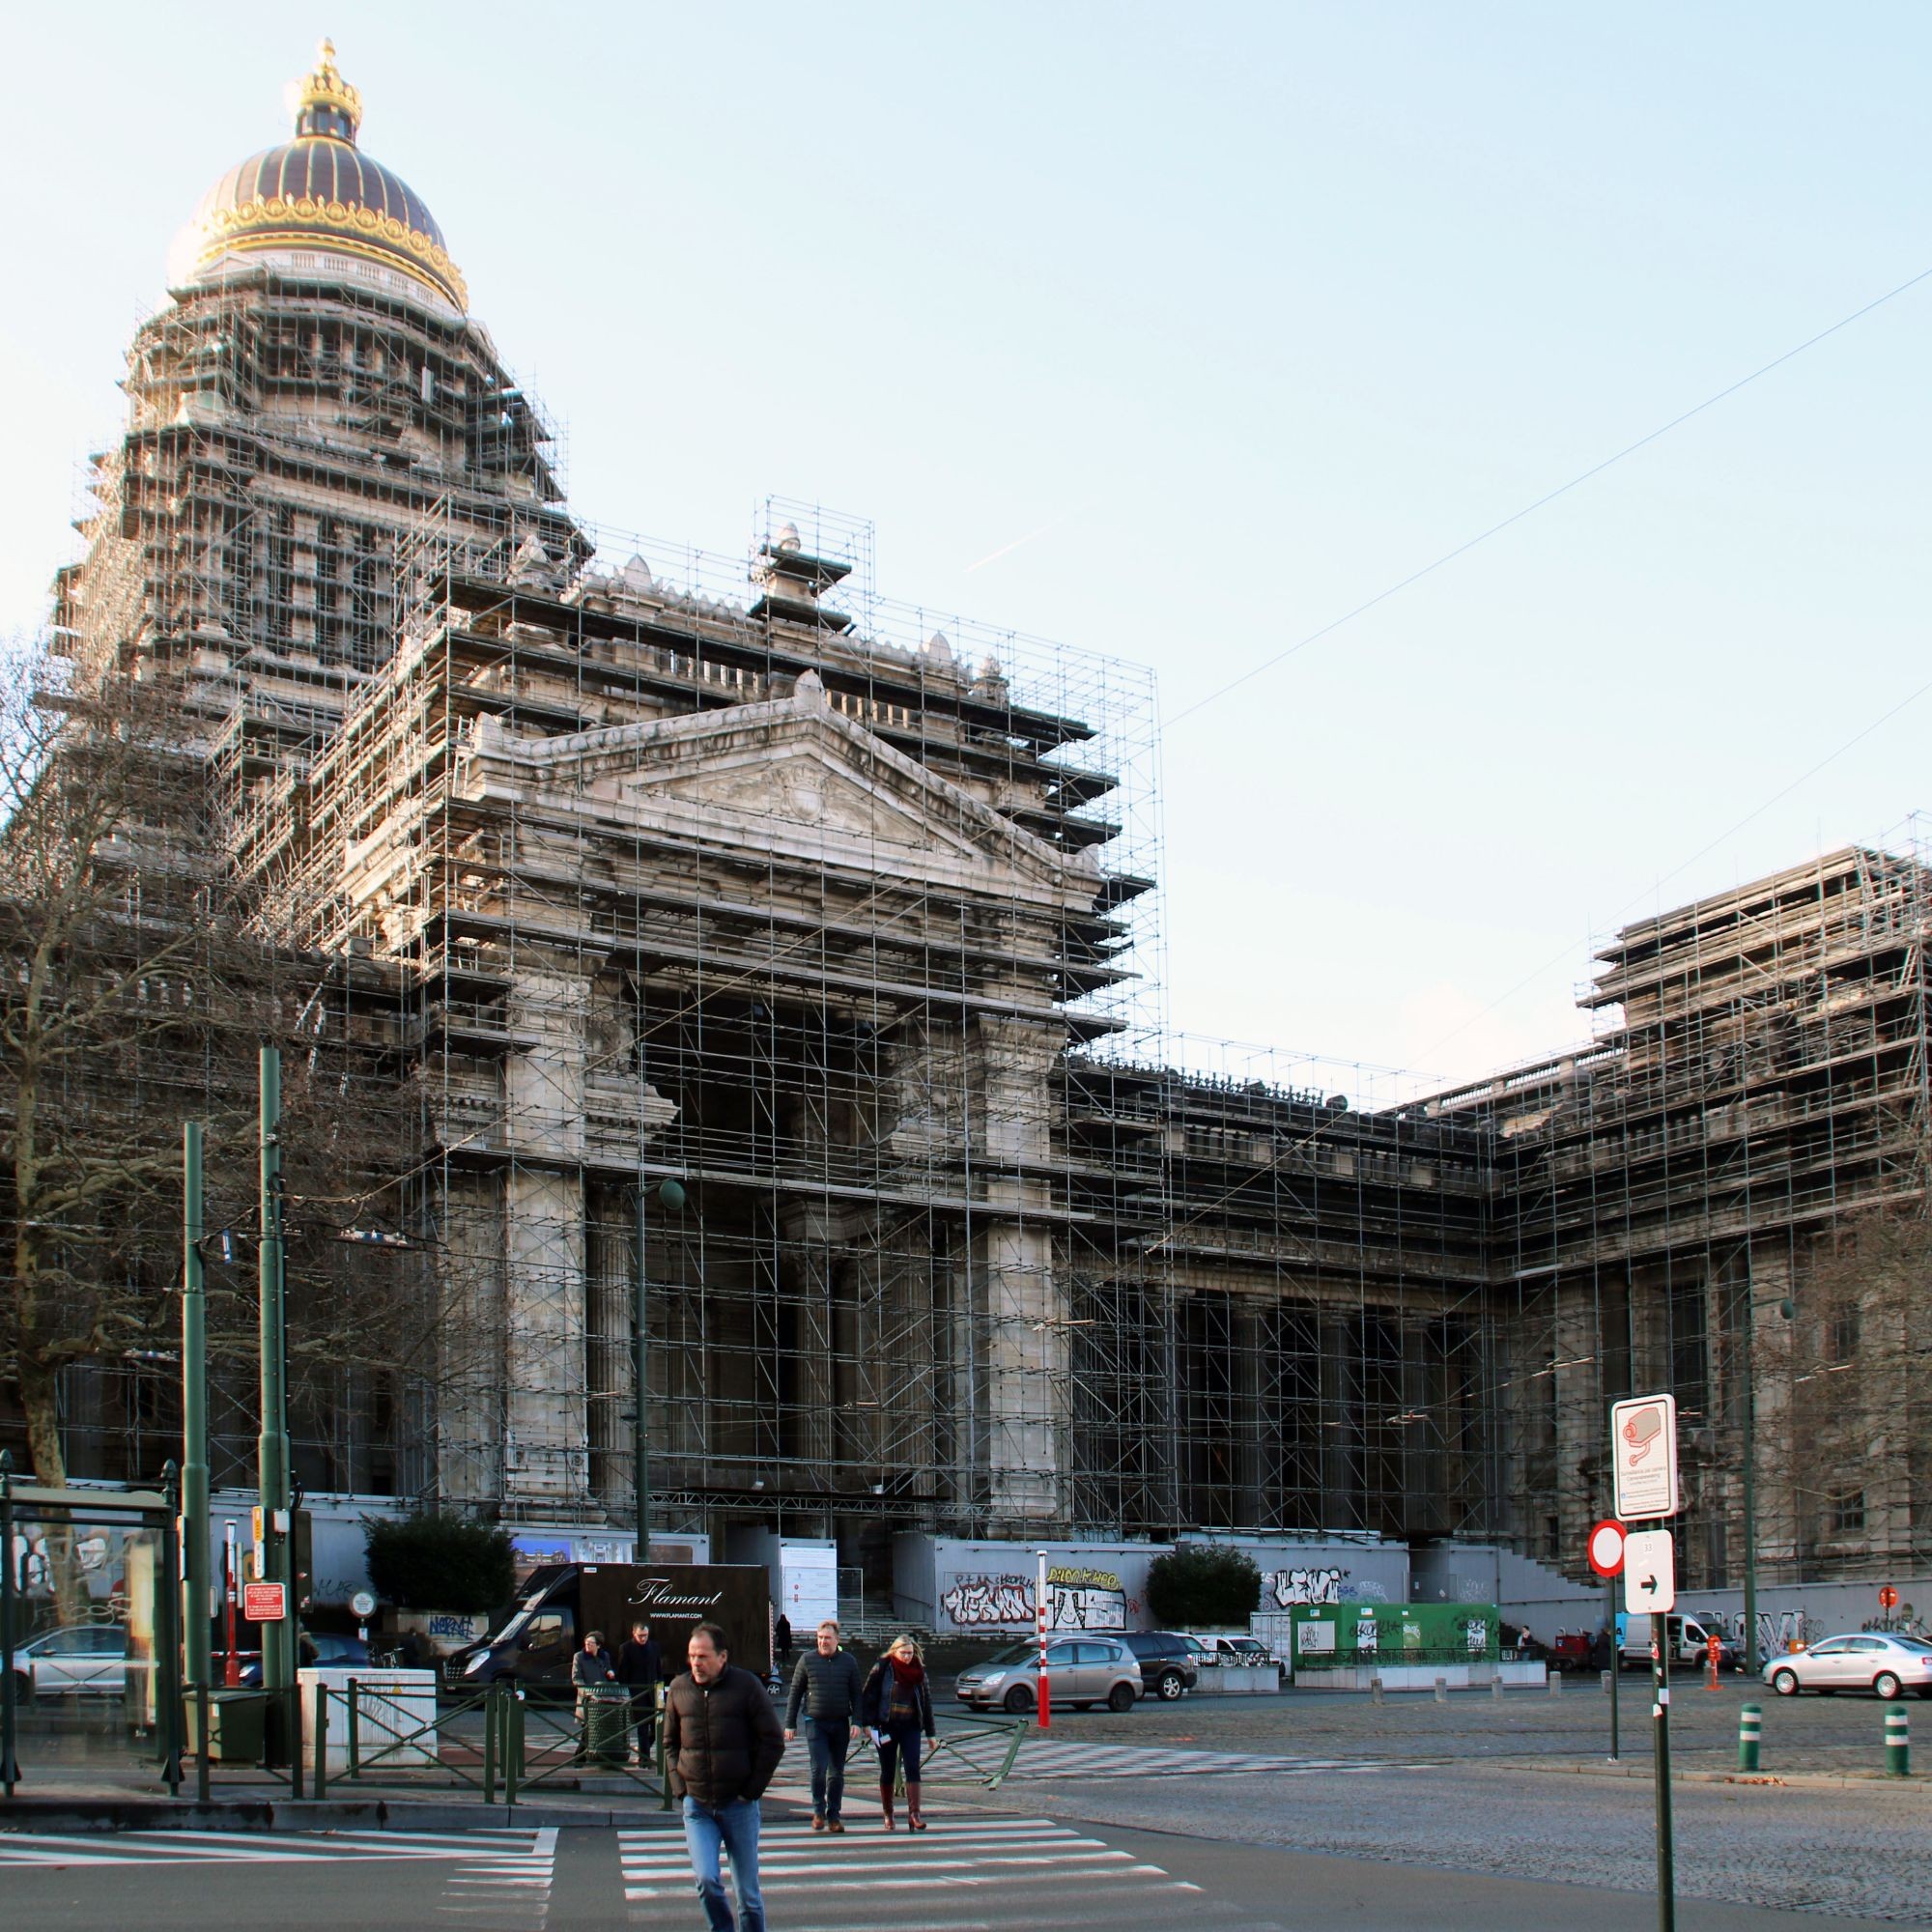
[240,1632,370,1687]
[14,1624,128,1696]
[954,1636,1142,1714]
[1118,1630,1203,1701]
[1764,1633,1932,1700]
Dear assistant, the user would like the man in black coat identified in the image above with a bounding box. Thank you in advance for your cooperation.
[783,1618,865,1831]
[663,1622,784,1932]
[616,1618,666,1766]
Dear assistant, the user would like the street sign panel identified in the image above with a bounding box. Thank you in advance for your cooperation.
[242,1580,287,1623]
[1587,1519,1627,1578]
[1610,1393,1680,1520]
[1623,1528,1676,1614]
[1880,1584,1899,1610]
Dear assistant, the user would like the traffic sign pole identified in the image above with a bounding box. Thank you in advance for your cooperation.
[1653,1611,1676,1932]
[1608,1576,1620,1762]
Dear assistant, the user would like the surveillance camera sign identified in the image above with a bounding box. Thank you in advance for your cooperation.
[1609,1394,1679,1520]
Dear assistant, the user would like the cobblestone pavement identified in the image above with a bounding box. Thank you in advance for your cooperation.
[970,1676,1929,1772]
[951,1760,1931,1923]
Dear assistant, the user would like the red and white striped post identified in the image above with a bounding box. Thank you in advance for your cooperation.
[1036,1548,1051,1729]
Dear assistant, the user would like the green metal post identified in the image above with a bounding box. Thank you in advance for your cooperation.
[506,1692,522,1807]
[313,1680,329,1799]
[483,1685,497,1804]
[258,1048,294,1700]
[634,1185,651,1560]
[158,1461,184,1796]
[348,1677,359,1777]
[1,1449,17,1793]
[195,1681,210,1804]
[1741,1309,1759,1677]
[1885,1704,1910,1776]
[183,1122,211,1695]
[1738,1702,1762,1772]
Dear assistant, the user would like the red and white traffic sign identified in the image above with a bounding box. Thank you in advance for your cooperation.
[1880,1584,1900,1611]
[242,1580,287,1623]
[1587,1519,1627,1578]
[1609,1393,1680,1520]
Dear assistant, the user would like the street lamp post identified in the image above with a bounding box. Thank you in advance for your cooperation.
[1740,1290,1794,1678]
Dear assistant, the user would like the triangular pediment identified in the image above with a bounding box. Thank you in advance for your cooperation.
[461,683,1100,909]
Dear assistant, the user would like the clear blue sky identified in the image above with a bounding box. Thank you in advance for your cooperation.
[5,4,1928,1095]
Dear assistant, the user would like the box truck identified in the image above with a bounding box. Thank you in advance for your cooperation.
[445,1563,772,1691]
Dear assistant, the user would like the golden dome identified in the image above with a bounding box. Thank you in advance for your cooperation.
[187,42,467,309]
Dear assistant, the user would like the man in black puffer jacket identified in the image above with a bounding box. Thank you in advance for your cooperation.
[663,1622,785,1932]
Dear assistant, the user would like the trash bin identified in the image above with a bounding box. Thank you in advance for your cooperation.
[580,1684,631,1767]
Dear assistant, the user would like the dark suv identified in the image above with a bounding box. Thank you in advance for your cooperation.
[1120,1631,1202,1701]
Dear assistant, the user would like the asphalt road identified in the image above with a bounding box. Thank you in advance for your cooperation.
[4,1683,1927,1927]
[0,1799,1918,1932]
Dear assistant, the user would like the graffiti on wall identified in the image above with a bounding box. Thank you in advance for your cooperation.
[940,1575,1034,1627]
[1045,1564,1126,1631]
[1266,1566,1345,1607]
[938,1564,1129,1631]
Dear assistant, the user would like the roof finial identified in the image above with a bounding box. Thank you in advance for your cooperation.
[296,37,362,143]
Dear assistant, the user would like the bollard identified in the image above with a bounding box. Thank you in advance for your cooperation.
[1548,1666,1562,1697]
[1738,1702,1762,1773]
[1434,1677,1447,1703]
[1491,1676,1503,1702]
[1601,1669,1613,1696]
[1370,1676,1383,1704]
[1885,1704,1910,1777]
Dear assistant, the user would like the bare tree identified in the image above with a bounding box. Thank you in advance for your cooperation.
[0,639,428,1619]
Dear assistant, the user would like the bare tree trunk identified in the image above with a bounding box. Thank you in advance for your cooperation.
[17,1355,87,1629]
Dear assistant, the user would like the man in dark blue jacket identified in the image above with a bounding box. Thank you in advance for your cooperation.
[617,1618,667,1765]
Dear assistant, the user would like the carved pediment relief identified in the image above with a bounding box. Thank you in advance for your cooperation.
[461,679,1099,910]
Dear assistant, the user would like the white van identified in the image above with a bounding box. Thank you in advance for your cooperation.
[1615,1610,1733,1670]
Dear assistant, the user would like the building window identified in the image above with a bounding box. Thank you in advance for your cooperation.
[1829,1490,1865,1535]
[1829,1309,1861,1361]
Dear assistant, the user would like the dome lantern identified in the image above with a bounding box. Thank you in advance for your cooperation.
[295,39,362,142]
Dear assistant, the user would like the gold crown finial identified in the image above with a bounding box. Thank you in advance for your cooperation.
[297,37,361,141]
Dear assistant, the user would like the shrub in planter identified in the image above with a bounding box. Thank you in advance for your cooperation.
[364,1512,516,1614]
[1145,1546,1263,1629]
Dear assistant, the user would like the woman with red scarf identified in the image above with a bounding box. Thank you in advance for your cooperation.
[860,1634,936,1830]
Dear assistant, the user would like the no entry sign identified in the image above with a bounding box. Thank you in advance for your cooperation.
[1587,1519,1627,1578]
[242,1580,287,1623]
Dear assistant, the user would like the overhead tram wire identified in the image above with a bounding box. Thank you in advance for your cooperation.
[1164,261,1932,730]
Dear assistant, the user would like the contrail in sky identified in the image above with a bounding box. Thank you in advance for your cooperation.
[963,512,1075,574]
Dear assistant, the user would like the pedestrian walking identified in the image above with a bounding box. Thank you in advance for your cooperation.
[774,1613,793,1665]
[572,1630,617,1760]
[617,1617,667,1766]
[664,1621,785,1932]
[861,1633,936,1832]
[783,1618,864,1833]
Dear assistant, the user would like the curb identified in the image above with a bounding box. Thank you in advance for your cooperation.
[1499,1759,1929,1793]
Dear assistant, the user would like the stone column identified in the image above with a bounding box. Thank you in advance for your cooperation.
[500,961,590,1512]
[968,1015,1065,1533]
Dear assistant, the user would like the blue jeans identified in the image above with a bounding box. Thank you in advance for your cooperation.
[805,1715,851,1820]
[681,1795,763,1932]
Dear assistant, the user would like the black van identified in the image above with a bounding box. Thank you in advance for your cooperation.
[1119,1631,1203,1700]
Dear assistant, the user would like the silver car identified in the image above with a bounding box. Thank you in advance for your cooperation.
[17,1623,129,1696]
[1764,1632,1932,1700]
[954,1636,1141,1714]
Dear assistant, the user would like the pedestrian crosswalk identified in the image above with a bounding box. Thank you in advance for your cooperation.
[932,1731,1440,1781]
[0,1827,554,1872]
[618,1815,1285,1929]
[439,1826,556,1925]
